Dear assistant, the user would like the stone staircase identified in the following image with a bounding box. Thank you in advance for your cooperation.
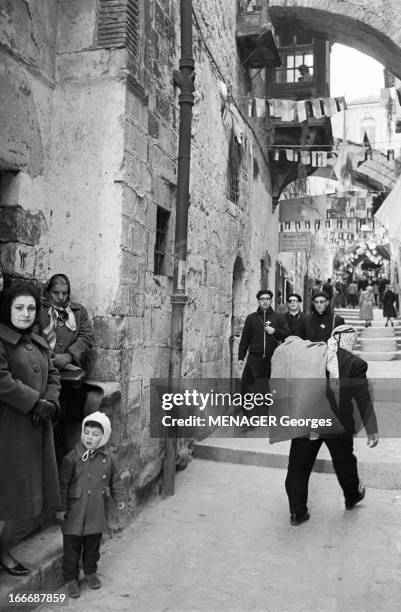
[334,307,401,360]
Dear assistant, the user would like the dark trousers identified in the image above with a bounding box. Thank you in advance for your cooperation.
[285,437,359,515]
[241,353,271,418]
[63,533,102,581]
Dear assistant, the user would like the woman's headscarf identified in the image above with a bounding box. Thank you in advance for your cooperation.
[327,325,357,379]
[41,274,76,350]
[0,281,40,333]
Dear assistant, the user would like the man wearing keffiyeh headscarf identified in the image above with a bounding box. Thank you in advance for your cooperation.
[285,324,379,526]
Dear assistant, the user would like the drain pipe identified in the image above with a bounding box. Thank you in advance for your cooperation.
[162,0,195,496]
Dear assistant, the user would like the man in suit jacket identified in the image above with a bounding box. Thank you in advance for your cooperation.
[238,290,289,429]
[284,325,378,526]
[284,293,305,337]
[299,291,345,342]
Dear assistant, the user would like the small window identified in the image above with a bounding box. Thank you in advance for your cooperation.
[154,206,170,275]
[275,36,314,84]
[228,130,242,204]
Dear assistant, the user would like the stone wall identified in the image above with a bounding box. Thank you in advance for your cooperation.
[0,0,58,280]
[0,0,282,507]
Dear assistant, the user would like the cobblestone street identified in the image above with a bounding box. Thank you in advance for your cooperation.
[35,458,401,612]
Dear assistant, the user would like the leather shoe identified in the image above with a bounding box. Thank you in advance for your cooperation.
[86,573,102,589]
[0,561,31,576]
[66,579,80,598]
[345,485,365,509]
[290,511,310,526]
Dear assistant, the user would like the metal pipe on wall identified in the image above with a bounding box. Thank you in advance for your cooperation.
[162,0,195,496]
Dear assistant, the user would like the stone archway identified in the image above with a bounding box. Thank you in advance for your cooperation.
[269,0,401,77]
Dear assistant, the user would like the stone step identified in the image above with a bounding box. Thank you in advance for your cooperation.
[359,327,395,337]
[354,350,400,360]
[359,337,397,345]
[193,431,401,489]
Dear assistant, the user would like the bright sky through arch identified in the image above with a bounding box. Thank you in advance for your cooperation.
[330,43,385,102]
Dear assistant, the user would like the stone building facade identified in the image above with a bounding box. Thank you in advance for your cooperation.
[0,0,282,504]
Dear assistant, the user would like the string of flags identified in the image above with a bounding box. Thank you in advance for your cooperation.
[280,218,374,233]
[272,149,330,166]
[248,96,347,121]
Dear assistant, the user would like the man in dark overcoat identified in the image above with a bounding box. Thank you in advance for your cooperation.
[284,293,305,337]
[238,290,289,427]
[299,291,345,342]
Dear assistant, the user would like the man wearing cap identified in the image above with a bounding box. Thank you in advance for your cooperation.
[238,290,289,426]
[284,293,305,337]
[299,291,345,342]
[284,325,378,526]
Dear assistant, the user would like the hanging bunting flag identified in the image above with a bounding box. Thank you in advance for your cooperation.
[255,98,266,117]
[310,151,318,167]
[323,97,337,117]
[271,99,284,117]
[335,97,347,111]
[282,100,295,121]
[248,98,256,118]
[273,149,280,161]
[312,99,323,118]
[301,150,310,165]
[379,88,390,107]
[296,100,307,122]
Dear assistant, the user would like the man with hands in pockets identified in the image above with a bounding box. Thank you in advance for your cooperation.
[238,290,289,429]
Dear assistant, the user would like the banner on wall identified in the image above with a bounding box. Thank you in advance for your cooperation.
[279,232,313,252]
[279,195,333,222]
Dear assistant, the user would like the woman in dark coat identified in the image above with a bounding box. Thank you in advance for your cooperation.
[38,274,99,461]
[38,274,94,371]
[382,284,398,326]
[0,283,61,575]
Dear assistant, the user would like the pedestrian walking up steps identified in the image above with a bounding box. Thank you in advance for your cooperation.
[334,307,401,360]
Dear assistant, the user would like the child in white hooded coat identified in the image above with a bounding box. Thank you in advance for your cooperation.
[56,411,126,598]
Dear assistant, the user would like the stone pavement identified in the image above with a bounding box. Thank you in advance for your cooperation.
[29,458,401,612]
